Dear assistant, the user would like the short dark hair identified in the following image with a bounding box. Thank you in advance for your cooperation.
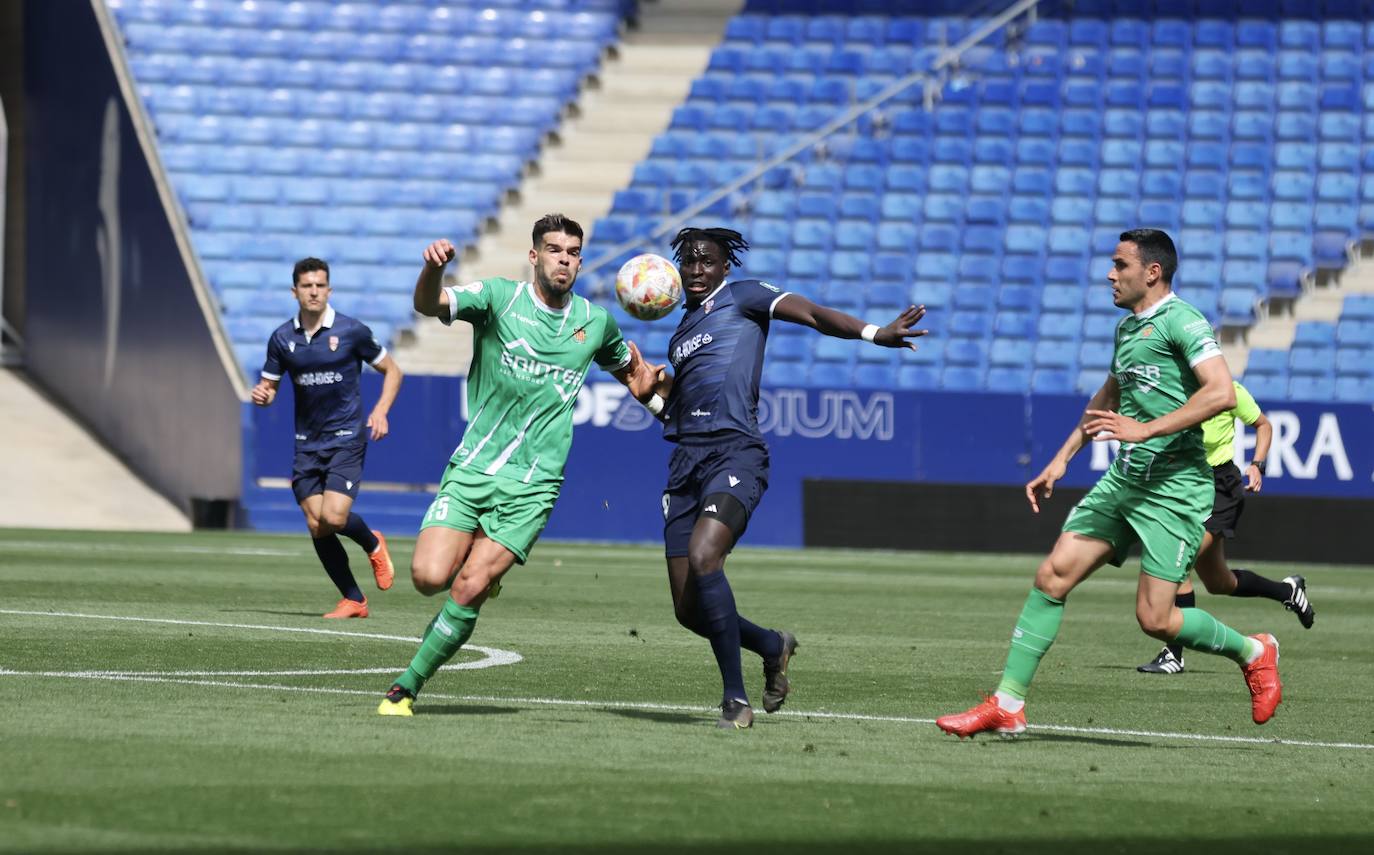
[1119,228,1177,283]
[532,213,583,247]
[670,227,750,268]
[292,257,329,286]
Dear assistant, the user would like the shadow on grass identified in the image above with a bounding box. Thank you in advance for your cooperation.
[1089,664,1223,674]
[218,609,323,618]
[1012,732,1160,748]
[418,704,522,717]
[605,708,706,726]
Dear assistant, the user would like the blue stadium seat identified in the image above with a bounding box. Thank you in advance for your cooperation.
[1031,370,1075,394]
[1096,169,1137,199]
[763,359,807,387]
[1336,348,1373,377]
[897,365,940,390]
[829,252,869,280]
[990,339,1032,367]
[1290,346,1334,377]
[1220,288,1258,326]
[938,365,984,391]
[1334,376,1374,402]
[877,223,917,252]
[1343,296,1374,321]
[916,252,958,285]
[869,252,907,284]
[1313,231,1352,267]
[1033,340,1077,369]
[808,361,852,388]
[985,366,1031,393]
[1318,174,1359,202]
[1294,322,1337,347]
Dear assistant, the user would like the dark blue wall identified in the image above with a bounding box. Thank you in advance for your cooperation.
[23,1,241,512]
[245,376,1374,546]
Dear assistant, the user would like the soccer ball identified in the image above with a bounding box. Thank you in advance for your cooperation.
[615,253,682,321]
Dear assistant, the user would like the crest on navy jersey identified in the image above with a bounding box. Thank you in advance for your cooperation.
[329,335,339,351]
[288,341,295,353]
[704,299,715,314]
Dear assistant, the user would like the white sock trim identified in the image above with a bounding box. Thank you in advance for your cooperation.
[994,691,1024,713]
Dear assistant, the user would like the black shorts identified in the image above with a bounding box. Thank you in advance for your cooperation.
[1204,461,1246,539]
[291,441,367,504]
[662,435,769,558]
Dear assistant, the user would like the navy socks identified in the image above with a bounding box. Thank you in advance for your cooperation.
[682,577,783,660]
[312,533,363,602]
[338,513,379,554]
[695,570,748,705]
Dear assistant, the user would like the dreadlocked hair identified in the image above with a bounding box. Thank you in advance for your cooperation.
[670,227,750,268]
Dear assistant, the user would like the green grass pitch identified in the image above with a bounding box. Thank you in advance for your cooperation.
[2,527,1372,854]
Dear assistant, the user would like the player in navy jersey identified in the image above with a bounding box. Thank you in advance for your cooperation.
[251,258,404,618]
[633,228,927,728]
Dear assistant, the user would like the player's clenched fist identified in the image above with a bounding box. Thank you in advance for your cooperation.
[250,379,276,407]
[423,239,457,268]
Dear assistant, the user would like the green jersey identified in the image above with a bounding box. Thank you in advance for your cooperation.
[1109,293,1225,481]
[1200,381,1263,467]
[441,277,631,485]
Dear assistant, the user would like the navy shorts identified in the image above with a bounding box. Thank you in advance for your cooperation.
[662,435,769,558]
[291,441,367,504]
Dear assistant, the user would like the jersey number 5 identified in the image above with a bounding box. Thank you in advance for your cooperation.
[427,496,450,522]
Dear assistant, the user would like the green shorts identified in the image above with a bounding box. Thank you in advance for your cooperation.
[420,463,561,565]
[1062,463,1212,583]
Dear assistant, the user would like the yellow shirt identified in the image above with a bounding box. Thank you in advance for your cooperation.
[1199,381,1262,467]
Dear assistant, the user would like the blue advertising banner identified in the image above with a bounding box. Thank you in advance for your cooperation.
[247,377,1374,545]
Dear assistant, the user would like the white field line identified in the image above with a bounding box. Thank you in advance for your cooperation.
[1,540,308,556]
[3,612,1373,752]
[0,608,522,670]
[1,668,1370,752]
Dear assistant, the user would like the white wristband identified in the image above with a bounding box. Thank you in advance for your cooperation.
[645,394,665,415]
[860,323,880,343]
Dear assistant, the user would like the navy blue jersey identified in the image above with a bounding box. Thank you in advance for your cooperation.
[261,307,386,452]
[663,279,791,443]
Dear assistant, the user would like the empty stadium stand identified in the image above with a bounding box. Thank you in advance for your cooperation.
[586,0,1373,400]
[108,0,632,378]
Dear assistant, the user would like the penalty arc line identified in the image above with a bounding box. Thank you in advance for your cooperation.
[0,668,1370,752]
[0,607,523,670]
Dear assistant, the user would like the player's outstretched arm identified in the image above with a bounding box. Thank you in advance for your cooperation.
[1246,411,1272,492]
[1026,374,1120,513]
[1084,356,1235,443]
[773,295,927,349]
[413,239,456,318]
[367,354,403,441]
[250,377,278,407]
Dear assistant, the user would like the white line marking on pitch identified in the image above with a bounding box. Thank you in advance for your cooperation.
[0,668,1368,752]
[1,541,306,557]
[3,609,1370,751]
[0,608,522,671]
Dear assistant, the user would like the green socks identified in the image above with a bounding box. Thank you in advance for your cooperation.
[1173,607,1259,664]
[395,598,480,696]
[995,589,1065,701]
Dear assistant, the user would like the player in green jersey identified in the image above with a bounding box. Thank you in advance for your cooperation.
[378,214,658,716]
[1138,380,1314,674]
[937,229,1283,738]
